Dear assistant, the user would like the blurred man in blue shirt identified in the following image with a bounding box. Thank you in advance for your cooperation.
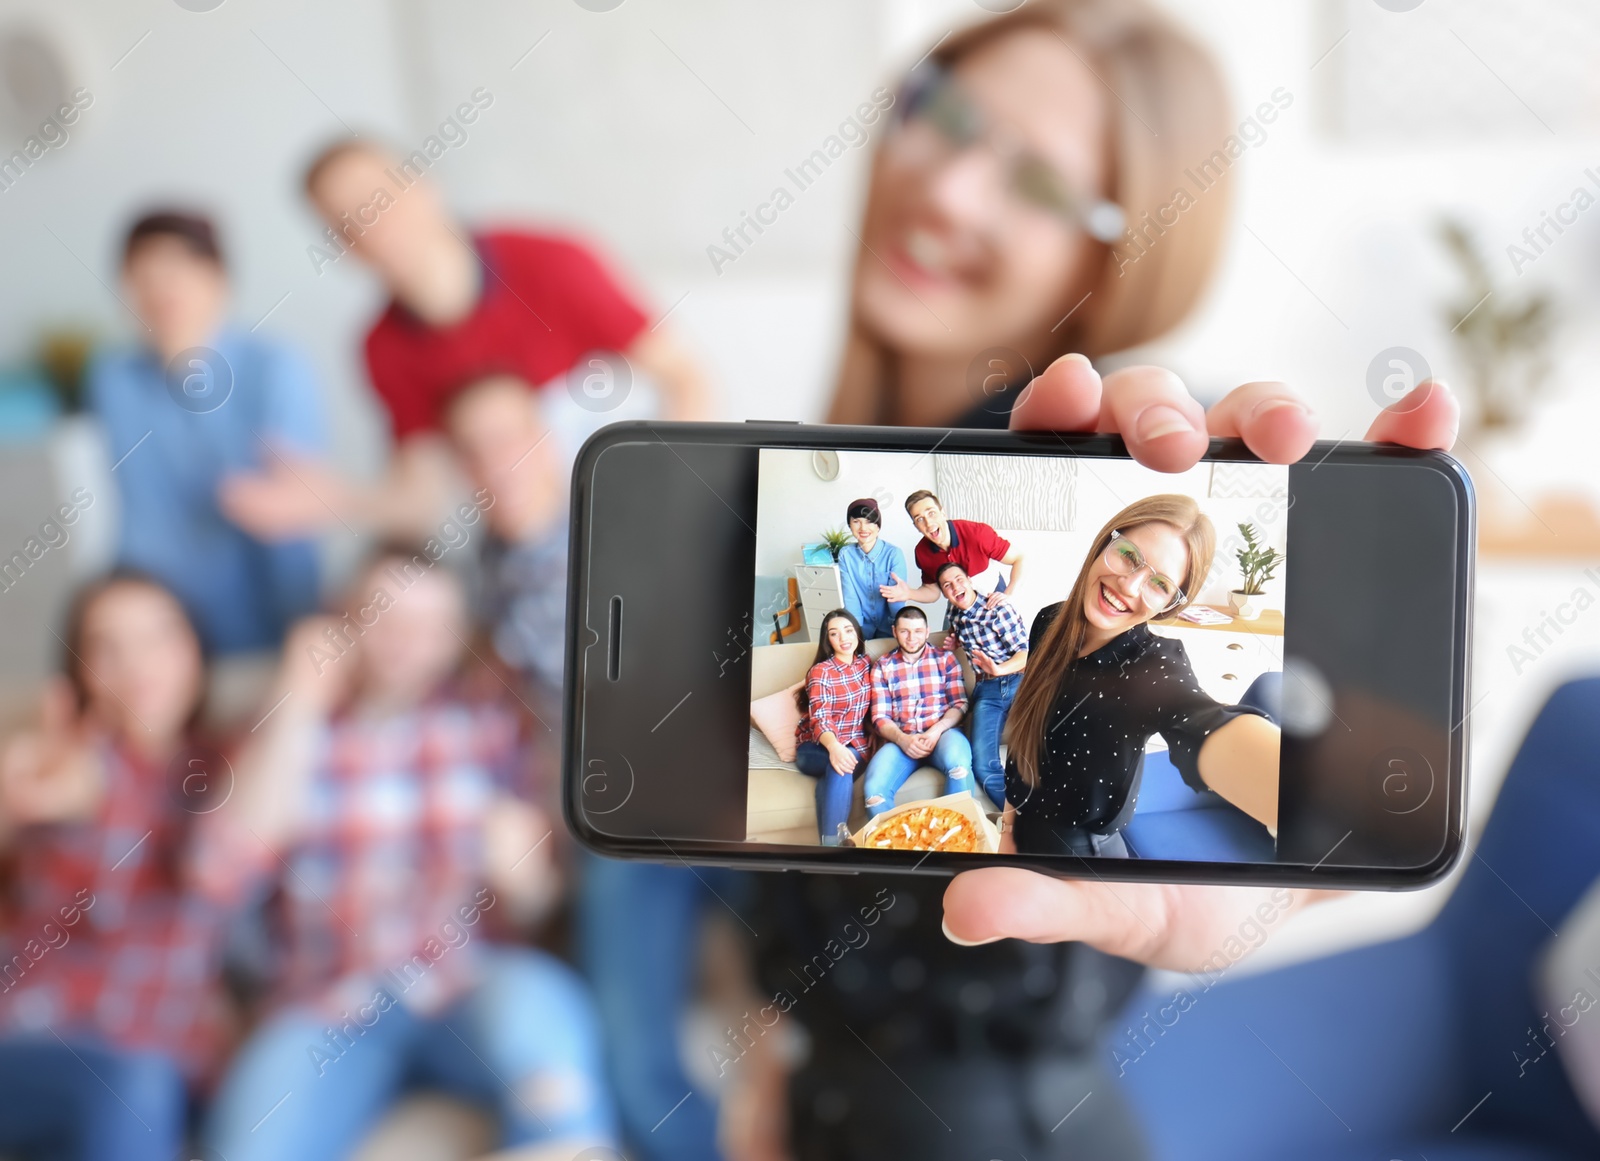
[87,211,326,653]
[837,497,907,639]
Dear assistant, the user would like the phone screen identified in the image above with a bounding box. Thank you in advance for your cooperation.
[570,425,1470,886]
[748,447,1289,861]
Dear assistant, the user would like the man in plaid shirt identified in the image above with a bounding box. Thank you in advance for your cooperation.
[862,605,974,819]
[937,561,1030,810]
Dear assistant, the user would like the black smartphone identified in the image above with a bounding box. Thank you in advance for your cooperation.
[563,421,1473,888]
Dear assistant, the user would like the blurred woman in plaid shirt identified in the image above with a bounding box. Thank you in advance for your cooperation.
[201,545,616,1161]
[0,572,234,1161]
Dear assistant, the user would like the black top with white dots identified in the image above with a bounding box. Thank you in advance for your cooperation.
[1003,603,1268,832]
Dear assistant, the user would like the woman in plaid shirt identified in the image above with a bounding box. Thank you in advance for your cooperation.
[202,546,616,1161]
[794,609,874,845]
[0,573,233,1161]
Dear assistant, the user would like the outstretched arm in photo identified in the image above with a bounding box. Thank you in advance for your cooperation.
[943,353,1459,970]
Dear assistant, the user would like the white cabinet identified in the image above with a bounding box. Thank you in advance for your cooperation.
[793,563,845,643]
[1149,623,1282,705]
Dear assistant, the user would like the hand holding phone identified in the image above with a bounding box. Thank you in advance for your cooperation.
[564,355,1470,974]
[941,355,1462,964]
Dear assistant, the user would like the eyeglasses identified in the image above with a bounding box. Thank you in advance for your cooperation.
[1103,532,1186,614]
[890,65,1126,243]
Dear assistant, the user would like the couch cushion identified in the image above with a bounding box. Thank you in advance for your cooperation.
[750,681,803,761]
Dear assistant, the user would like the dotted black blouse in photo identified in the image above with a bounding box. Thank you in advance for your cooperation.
[1003,602,1269,832]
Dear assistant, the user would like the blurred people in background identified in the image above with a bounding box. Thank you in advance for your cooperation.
[443,375,569,699]
[0,574,232,1161]
[202,547,614,1161]
[89,211,327,653]
[437,375,736,1161]
[740,3,1240,1158]
[220,138,713,544]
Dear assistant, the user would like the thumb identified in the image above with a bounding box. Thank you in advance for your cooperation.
[942,868,1165,961]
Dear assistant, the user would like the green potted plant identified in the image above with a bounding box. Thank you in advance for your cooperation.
[803,526,853,565]
[1437,217,1555,437]
[1229,522,1284,621]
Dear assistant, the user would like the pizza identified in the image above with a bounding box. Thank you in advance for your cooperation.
[863,804,982,853]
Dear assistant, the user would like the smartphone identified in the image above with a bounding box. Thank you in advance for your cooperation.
[563,421,1473,888]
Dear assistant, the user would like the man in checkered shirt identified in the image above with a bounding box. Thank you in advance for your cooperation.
[863,605,974,819]
[937,561,1030,811]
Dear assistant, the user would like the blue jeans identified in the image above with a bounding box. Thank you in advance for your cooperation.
[204,945,615,1161]
[0,1036,186,1161]
[967,673,1020,811]
[862,729,975,818]
[579,856,743,1161]
[794,740,865,844]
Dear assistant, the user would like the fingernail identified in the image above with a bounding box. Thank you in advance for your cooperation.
[1135,405,1194,442]
[1049,351,1100,375]
[1249,398,1312,422]
[942,918,1001,947]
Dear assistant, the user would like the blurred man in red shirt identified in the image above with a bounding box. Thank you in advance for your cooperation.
[222,139,711,541]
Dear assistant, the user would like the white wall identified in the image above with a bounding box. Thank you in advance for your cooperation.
[8,1,1599,446]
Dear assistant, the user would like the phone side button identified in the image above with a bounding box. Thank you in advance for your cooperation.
[744,419,802,424]
[779,865,860,874]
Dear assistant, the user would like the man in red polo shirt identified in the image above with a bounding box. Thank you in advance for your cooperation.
[221,139,710,540]
[880,489,1026,610]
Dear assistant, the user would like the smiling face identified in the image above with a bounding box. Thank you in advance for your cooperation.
[937,566,977,610]
[908,497,947,545]
[855,27,1109,361]
[1082,521,1190,638]
[848,515,879,550]
[446,376,556,540]
[893,614,929,655]
[823,614,860,661]
[354,563,466,706]
[77,581,204,743]
[122,237,228,360]
[308,147,452,288]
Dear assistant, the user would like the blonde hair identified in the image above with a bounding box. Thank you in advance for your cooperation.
[827,0,1234,425]
[1004,494,1215,788]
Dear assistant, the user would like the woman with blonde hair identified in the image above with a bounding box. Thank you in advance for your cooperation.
[827,0,1235,429]
[733,3,1462,1158]
[1000,495,1279,857]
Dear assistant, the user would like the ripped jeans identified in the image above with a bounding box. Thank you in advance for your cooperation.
[862,729,975,819]
[205,945,616,1160]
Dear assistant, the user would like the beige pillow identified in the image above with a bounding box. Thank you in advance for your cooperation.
[750,681,804,763]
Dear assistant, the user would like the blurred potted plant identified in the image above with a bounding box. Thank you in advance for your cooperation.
[803,526,853,565]
[1437,218,1555,437]
[1229,523,1284,621]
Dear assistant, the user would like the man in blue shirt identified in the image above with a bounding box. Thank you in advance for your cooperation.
[88,211,327,653]
[836,497,908,639]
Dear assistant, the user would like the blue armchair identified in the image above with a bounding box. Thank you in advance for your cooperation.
[1113,677,1600,1160]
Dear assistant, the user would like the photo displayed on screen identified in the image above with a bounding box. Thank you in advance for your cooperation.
[746,448,1290,861]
